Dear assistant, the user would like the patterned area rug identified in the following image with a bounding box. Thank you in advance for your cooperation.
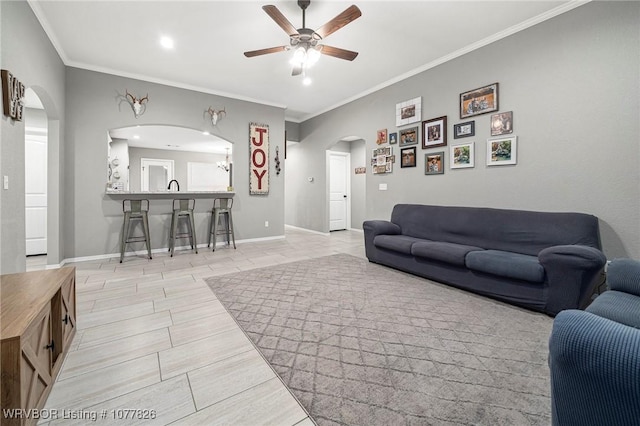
[206,254,552,425]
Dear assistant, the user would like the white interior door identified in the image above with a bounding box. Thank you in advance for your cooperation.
[329,152,349,231]
[141,158,174,191]
[25,134,48,255]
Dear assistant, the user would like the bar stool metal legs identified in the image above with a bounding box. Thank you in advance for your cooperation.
[169,199,198,257]
[208,197,235,251]
[120,199,152,263]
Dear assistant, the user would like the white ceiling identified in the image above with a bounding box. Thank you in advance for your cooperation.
[28,0,581,122]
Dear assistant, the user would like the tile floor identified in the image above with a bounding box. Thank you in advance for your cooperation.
[38,227,365,425]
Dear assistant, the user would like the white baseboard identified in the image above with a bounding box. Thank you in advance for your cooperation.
[284,224,330,236]
[59,235,285,265]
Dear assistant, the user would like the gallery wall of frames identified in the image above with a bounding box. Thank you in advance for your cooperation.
[369,82,517,176]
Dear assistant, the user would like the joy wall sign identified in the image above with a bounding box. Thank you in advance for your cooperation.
[249,123,269,195]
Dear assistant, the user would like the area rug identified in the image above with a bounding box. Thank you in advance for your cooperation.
[206,254,553,425]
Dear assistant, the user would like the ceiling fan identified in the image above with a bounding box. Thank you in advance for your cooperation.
[244,0,361,76]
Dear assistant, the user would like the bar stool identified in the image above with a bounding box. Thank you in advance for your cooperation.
[120,199,152,263]
[169,199,198,257]
[208,197,235,251]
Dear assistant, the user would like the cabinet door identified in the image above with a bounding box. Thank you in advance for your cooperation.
[60,276,76,349]
[51,276,76,374]
[20,304,53,412]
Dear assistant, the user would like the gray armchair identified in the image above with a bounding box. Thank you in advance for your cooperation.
[548,258,640,425]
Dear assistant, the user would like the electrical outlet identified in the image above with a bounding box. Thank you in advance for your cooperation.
[265,221,269,227]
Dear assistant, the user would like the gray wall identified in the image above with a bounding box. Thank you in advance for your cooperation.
[350,140,366,231]
[64,67,285,259]
[289,2,640,259]
[285,121,301,142]
[1,1,66,273]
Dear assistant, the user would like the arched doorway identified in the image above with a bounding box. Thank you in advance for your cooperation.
[24,88,48,269]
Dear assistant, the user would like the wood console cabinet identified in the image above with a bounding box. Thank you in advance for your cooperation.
[1,267,76,426]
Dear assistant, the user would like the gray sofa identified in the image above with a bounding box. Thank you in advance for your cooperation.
[363,204,607,315]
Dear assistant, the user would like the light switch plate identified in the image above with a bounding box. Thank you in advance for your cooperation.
[3,176,8,190]
[379,183,387,191]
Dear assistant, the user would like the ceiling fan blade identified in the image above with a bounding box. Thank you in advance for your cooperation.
[262,5,299,36]
[244,46,289,58]
[292,64,303,76]
[315,5,361,39]
[319,45,358,61]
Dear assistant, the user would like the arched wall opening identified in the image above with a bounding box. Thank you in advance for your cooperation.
[26,86,62,268]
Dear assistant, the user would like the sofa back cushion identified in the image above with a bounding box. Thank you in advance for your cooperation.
[390,204,601,256]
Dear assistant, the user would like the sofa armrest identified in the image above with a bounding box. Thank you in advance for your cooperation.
[549,310,640,425]
[363,220,401,262]
[538,245,607,315]
[363,220,401,236]
[607,258,640,297]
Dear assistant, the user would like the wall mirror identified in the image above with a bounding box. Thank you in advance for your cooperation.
[107,125,233,192]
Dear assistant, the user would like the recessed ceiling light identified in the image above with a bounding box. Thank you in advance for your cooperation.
[303,77,312,86]
[202,131,210,135]
[160,36,174,49]
[133,135,140,139]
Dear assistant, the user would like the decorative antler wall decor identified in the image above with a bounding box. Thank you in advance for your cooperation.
[207,106,226,126]
[125,90,148,118]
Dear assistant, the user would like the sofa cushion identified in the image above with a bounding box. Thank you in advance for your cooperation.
[373,235,424,254]
[465,250,545,283]
[411,241,484,266]
[587,291,640,329]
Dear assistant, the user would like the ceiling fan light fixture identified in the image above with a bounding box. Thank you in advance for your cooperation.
[290,46,307,66]
[307,47,321,66]
[245,1,361,76]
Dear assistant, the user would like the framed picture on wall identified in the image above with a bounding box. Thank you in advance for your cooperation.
[425,152,444,175]
[422,116,447,149]
[399,126,418,147]
[376,128,388,145]
[487,136,517,166]
[454,121,475,139]
[396,97,422,126]
[450,142,475,169]
[490,111,513,136]
[401,147,417,168]
[389,132,398,144]
[460,83,499,119]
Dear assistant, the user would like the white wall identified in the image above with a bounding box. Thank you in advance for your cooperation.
[289,2,640,259]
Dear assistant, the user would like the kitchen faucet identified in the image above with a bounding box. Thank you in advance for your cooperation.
[167,179,180,191]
